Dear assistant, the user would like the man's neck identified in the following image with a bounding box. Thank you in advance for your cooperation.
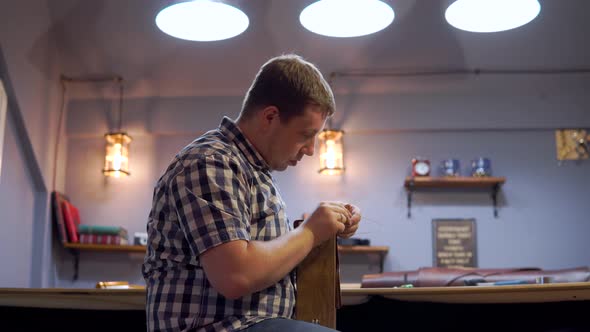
[236,117,268,162]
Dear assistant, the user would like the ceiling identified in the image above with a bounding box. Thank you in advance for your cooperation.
[38,0,590,98]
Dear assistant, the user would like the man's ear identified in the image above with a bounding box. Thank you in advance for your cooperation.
[260,106,280,128]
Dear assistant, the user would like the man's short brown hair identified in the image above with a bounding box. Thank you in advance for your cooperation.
[240,54,335,123]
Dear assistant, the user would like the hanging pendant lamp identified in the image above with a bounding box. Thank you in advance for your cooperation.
[103,82,132,178]
[318,129,345,175]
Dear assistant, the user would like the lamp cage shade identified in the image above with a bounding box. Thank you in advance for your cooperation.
[103,132,132,177]
[318,129,344,175]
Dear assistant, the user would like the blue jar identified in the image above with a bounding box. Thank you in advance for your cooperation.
[471,157,491,177]
[441,159,460,176]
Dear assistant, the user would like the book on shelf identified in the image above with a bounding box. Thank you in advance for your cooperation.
[51,191,69,245]
[78,224,128,237]
[79,234,129,245]
[61,200,81,243]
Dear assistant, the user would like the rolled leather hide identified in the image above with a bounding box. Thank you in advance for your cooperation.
[361,266,590,288]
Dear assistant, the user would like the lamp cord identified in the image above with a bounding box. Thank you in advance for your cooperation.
[52,79,67,192]
[118,81,124,132]
[54,74,123,189]
[327,72,336,131]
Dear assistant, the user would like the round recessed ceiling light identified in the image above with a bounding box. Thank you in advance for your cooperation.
[155,0,249,41]
[445,0,541,33]
[300,0,395,38]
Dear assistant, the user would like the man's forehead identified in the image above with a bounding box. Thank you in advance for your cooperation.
[295,109,326,130]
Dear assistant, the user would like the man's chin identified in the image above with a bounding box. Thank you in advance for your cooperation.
[272,164,289,172]
[272,160,297,171]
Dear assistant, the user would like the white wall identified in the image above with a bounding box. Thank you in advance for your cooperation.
[0,0,66,287]
[0,110,36,287]
[62,77,590,286]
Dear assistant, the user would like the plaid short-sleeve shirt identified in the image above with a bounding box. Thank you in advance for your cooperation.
[142,117,296,332]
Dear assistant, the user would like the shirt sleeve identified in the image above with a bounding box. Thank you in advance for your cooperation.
[170,153,251,256]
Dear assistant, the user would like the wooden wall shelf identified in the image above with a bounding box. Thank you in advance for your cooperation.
[64,243,146,253]
[64,243,389,254]
[404,176,506,218]
[338,245,389,254]
[404,176,505,189]
[64,243,388,255]
[64,243,146,281]
[63,243,390,279]
[338,245,389,272]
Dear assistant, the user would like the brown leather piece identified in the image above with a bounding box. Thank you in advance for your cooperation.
[361,266,590,288]
[361,270,420,288]
[293,219,342,308]
[336,248,342,309]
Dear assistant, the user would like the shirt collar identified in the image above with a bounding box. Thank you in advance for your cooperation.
[219,117,271,173]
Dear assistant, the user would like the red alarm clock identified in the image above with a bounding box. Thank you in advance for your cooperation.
[411,158,431,177]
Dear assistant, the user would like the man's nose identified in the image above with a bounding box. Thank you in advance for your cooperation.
[302,142,314,156]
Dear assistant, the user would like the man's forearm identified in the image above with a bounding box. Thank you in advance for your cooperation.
[201,203,352,299]
[239,226,314,294]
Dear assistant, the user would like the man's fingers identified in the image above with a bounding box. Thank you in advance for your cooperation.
[342,226,359,236]
[324,202,352,218]
[338,223,359,237]
[338,230,355,239]
[330,209,350,225]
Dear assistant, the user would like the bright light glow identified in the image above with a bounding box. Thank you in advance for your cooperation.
[300,0,395,38]
[106,143,127,172]
[445,0,541,33]
[318,130,344,175]
[112,143,123,171]
[155,0,249,41]
[325,140,336,169]
[104,133,131,177]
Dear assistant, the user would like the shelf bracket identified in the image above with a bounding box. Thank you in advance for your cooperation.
[68,249,80,281]
[406,181,414,218]
[491,184,500,218]
[403,177,504,219]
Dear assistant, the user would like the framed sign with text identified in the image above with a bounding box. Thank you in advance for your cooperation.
[432,218,477,268]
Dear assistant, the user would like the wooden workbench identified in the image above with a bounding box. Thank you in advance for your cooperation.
[1,282,589,310]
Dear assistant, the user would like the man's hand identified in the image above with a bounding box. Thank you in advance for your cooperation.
[302,202,350,247]
[337,204,361,239]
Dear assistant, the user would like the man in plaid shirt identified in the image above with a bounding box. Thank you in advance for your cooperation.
[142,54,361,332]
